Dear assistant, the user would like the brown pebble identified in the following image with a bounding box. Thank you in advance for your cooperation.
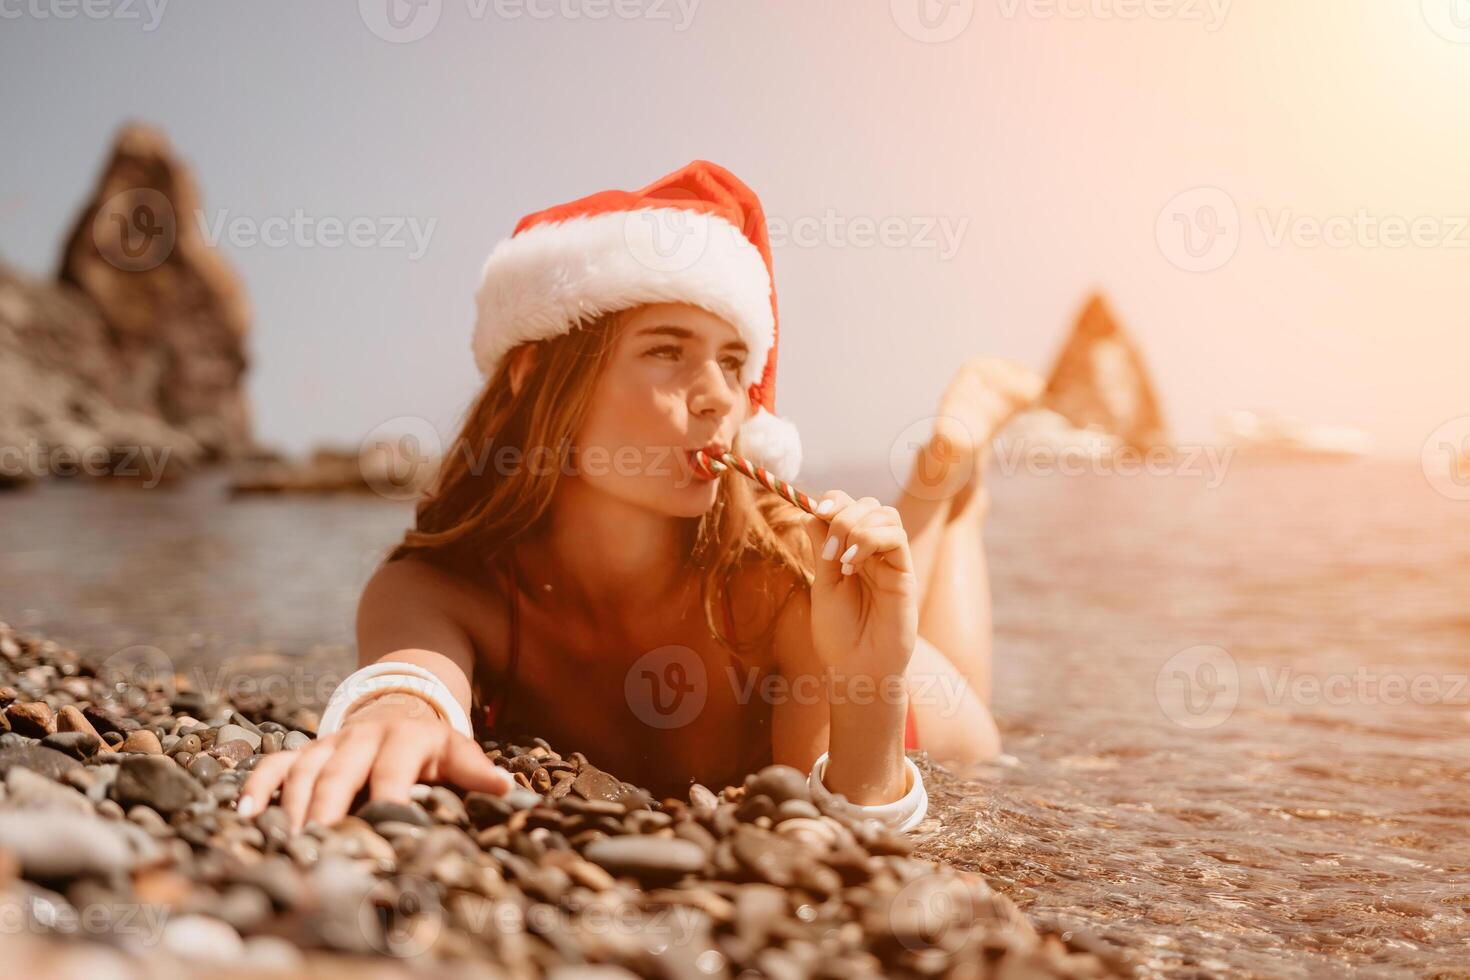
[123,730,163,754]
[6,701,55,737]
[211,739,255,767]
[57,705,113,753]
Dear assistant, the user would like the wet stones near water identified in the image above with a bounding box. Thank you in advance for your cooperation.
[0,619,1114,978]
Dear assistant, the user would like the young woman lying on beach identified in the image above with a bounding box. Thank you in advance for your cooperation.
[237,161,1042,834]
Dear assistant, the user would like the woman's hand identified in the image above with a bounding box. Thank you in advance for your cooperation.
[799,491,919,692]
[236,692,515,832]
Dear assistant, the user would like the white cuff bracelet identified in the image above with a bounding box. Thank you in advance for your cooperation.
[316,661,475,739]
[807,751,929,834]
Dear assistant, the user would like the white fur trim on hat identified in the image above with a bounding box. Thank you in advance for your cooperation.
[738,405,802,484]
[473,207,775,389]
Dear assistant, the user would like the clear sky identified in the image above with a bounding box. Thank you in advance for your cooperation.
[3,1,1467,468]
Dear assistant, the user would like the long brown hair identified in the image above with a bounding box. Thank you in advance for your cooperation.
[383,307,813,656]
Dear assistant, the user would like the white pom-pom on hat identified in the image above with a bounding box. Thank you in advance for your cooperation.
[738,405,803,485]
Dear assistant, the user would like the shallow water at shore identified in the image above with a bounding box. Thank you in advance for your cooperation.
[2,459,1466,977]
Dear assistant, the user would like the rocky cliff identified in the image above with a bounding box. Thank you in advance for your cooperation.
[0,122,254,487]
[1040,294,1168,451]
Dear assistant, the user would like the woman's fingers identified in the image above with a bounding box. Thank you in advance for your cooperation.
[304,726,386,828]
[803,491,851,583]
[438,733,515,795]
[280,741,338,831]
[823,496,883,567]
[368,733,436,804]
[237,725,513,831]
[237,748,302,818]
[842,507,912,575]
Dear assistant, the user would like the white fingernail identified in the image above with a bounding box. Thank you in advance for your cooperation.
[817,499,834,515]
[237,797,257,818]
[822,535,839,561]
[840,543,858,563]
[841,562,853,576]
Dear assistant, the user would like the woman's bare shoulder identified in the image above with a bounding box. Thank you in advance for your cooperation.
[357,553,510,671]
[364,553,479,599]
[360,554,506,633]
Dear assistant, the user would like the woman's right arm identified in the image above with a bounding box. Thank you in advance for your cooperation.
[237,559,514,831]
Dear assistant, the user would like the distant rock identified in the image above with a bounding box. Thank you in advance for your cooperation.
[57,122,254,461]
[1039,294,1168,451]
[0,121,256,489]
[0,263,203,487]
[1219,409,1370,459]
[228,443,439,497]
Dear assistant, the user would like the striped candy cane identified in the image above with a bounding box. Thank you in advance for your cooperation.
[694,449,824,516]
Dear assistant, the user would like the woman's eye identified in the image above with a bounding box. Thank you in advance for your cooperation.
[646,346,743,373]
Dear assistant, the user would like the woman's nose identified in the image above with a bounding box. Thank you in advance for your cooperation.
[689,358,737,419]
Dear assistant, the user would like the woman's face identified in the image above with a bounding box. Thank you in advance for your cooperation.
[572,302,749,517]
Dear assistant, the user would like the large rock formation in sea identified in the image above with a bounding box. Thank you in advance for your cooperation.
[1039,294,1168,451]
[0,122,254,487]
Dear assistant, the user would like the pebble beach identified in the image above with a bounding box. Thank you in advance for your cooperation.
[0,617,1116,979]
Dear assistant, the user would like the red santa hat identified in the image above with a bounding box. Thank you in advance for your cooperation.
[471,159,802,483]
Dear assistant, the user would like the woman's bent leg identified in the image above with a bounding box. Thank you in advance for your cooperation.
[895,357,1042,758]
[917,487,995,706]
[905,634,1000,764]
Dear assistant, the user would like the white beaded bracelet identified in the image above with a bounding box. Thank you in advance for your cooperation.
[316,661,475,738]
[807,751,929,834]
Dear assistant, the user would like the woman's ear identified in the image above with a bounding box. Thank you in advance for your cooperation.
[508,344,539,398]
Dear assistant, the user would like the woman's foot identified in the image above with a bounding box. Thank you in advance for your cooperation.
[929,357,1044,518]
[898,357,1044,603]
